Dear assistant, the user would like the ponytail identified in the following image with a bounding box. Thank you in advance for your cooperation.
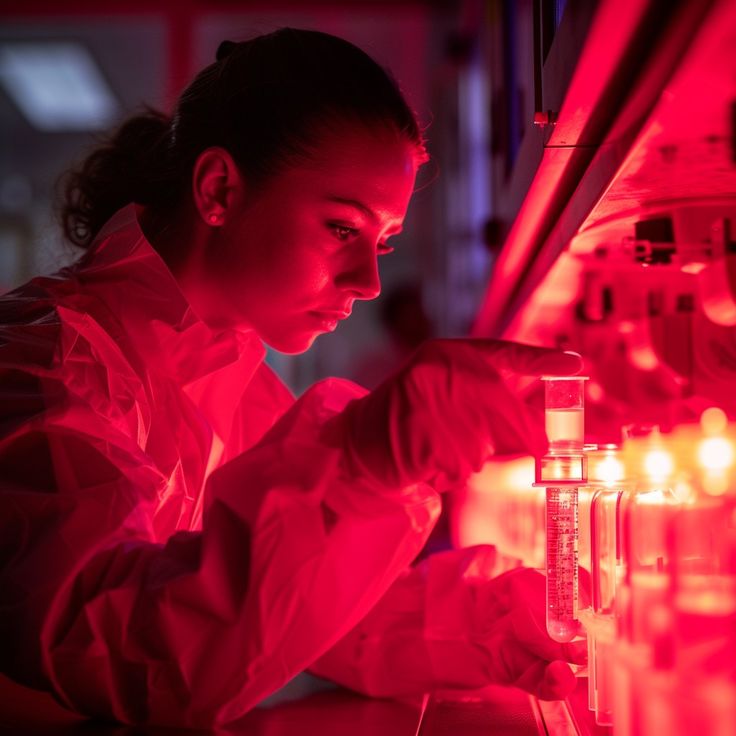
[59,108,179,249]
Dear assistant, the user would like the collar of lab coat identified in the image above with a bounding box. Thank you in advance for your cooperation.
[70,204,267,387]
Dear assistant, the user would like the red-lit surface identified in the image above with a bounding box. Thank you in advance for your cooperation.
[498,0,736,431]
[473,0,653,336]
[474,0,720,338]
[464,0,736,731]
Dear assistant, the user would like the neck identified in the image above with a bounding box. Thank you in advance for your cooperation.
[138,205,192,273]
[138,205,233,330]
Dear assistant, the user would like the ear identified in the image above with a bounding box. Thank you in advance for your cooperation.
[191,147,243,227]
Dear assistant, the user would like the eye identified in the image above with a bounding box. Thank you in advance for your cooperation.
[328,223,359,241]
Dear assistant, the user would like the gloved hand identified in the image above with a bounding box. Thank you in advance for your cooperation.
[428,563,586,700]
[335,339,582,489]
[310,547,587,701]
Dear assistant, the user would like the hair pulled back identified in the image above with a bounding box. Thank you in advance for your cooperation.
[60,28,427,249]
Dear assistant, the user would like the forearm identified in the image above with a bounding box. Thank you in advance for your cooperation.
[20,380,440,728]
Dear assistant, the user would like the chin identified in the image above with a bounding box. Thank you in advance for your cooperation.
[263,331,319,355]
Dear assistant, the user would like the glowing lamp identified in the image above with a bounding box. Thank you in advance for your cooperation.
[644,450,674,481]
[697,437,734,471]
[596,455,626,484]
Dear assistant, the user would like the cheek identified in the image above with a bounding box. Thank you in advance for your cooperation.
[297,252,332,284]
[215,217,337,307]
[259,229,336,294]
[277,256,332,301]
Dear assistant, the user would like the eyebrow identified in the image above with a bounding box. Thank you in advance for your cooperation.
[325,195,378,221]
[325,195,403,234]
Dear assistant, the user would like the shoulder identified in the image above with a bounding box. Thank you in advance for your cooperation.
[0,277,149,446]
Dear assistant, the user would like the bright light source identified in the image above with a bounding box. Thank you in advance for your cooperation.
[596,455,626,484]
[0,42,118,131]
[697,437,734,471]
[644,450,674,481]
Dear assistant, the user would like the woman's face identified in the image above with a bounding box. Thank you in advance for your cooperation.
[208,129,420,354]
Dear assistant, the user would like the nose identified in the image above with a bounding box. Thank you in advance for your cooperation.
[335,246,381,301]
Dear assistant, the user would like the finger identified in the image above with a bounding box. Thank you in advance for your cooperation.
[484,618,576,699]
[492,631,579,700]
[434,366,548,461]
[482,614,546,684]
[512,658,577,700]
[535,660,578,700]
[564,638,588,665]
[452,339,583,377]
[511,605,588,665]
[493,571,587,664]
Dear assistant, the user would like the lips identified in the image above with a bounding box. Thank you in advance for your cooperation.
[314,308,351,320]
[306,308,351,334]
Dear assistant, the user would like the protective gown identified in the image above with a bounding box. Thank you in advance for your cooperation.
[0,205,449,727]
[0,206,572,728]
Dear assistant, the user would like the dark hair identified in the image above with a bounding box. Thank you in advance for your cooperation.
[60,28,428,249]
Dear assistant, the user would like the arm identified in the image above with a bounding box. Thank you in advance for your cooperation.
[1,374,439,728]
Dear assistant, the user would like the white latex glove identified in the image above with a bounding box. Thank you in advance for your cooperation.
[311,546,587,700]
[334,339,582,489]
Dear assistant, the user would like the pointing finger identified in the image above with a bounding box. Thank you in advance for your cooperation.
[451,339,583,377]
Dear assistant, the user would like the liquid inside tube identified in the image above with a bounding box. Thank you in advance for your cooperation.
[546,408,584,451]
[546,485,580,642]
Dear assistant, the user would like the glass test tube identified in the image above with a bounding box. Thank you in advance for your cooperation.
[546,485,580,641]
[587,445,627,725]
[541,376,587,643]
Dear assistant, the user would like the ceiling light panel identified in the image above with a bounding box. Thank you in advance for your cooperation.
[0,42,119,131]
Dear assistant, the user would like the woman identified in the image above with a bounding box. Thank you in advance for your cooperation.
[0,29,584,728]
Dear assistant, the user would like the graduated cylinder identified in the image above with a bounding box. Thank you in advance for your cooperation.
[535,376,588,643]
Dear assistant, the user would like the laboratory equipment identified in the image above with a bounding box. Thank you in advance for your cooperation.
[535,376,588,643]
[455,411,736,733]
[579,445,628,726]
[453,0,736,730]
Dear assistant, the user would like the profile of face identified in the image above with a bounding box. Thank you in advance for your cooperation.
[200,128,420,354]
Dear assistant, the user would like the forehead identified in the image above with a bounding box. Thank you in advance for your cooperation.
[269,129,419,217]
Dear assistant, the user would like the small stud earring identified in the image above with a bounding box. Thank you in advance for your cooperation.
[208,212,221,225]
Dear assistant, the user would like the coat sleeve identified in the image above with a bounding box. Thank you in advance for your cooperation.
[0,349,440,730]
